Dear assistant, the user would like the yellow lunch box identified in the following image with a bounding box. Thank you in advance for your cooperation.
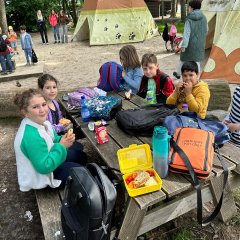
[117,144,162,197]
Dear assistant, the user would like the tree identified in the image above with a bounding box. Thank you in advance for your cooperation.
[171,0,177,18]
[0,0,8,34]
[180,0,187,22]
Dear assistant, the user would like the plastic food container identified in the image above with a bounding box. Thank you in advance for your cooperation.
[117,144,162,197]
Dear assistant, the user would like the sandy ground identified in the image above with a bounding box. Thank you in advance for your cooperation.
[0,31,240,239]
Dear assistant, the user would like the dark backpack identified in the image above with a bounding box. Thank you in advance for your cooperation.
[162,25,169,42]
[0,36,7,52]
[32,49,38,63]
[115,104,180,136]
[97,61,124,92]
[61,163,117,240]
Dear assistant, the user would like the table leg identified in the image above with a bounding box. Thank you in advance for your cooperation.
[210,175,237,222]
[117,198,147,240]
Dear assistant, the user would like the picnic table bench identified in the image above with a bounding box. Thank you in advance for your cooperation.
[36,91,240,240]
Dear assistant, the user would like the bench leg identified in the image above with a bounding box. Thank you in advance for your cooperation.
[210,175,237,222]
[117,198,147,240]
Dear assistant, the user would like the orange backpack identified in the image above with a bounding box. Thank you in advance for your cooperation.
[169,127,228,226]
[170,128,214,179]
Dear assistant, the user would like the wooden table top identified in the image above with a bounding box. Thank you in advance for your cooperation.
[59,92,240,210]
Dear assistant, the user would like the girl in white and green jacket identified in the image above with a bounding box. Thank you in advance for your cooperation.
[14,89,87,192]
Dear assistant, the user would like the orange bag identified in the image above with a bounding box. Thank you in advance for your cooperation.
[169,128,214,179]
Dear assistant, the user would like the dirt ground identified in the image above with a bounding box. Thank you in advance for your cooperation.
[0,31,239,240]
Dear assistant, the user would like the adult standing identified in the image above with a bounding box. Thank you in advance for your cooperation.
[173,0,208,79]
[49,9,60,44]
[58,10,69,44]
[37,10,49,45]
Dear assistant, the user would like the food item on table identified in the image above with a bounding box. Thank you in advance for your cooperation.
[133,170,150,188]
[144,176,158,186]
[125,170,158,189]
[125,89,132,100]
[67,128,73,137]
[94,121,102,127]
[59,118,71,125]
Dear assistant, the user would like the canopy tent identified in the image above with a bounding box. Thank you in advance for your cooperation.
[201,0,240,83]
[72,0,158,45]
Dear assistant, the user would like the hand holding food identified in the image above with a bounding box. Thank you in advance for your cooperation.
[67,128,73,137]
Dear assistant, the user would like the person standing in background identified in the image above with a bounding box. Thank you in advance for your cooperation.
[19,25,33,66]
[173,0,208,79]
[49,9,60,44]
[37,10,49,45]
[8,26,19,54]
[58,10,69,44]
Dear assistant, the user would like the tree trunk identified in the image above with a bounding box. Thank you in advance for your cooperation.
[0,0,8,34]
[171,0,176,18]
[62,0,66,13]
[180,0,187,22]
[71,0,78,26]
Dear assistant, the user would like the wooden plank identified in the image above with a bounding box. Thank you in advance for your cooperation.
[212,154,236,176]
[138,186,213,236]
[161,172,192,198]
[35,188,63,240]
[219,143,240,166]
[210,174,237,222]
[117,198,147,240]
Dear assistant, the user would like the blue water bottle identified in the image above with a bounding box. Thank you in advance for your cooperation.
[80,96,90,122]
[152,126,170,178]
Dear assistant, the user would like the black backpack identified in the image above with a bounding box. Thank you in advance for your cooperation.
[162,24,169,42]
[32,49,38,63]
[115,104,180,136]
[61,163,117,240]
[0,36,7,52]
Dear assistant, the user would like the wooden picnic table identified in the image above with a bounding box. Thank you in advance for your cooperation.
[36,92,240,240]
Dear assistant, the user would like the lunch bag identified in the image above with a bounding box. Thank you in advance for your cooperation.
[97,61,124,92]
[163,112,230,146]
[88,96,122,120]
[169,127,228,226]
[115,104,179,136]
[61,163,117,240]
[68,88,98,107]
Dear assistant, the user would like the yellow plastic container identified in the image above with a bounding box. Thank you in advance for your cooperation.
[117,144,162,197]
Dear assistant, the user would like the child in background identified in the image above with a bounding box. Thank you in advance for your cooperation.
[162,23,170,51]
[8,26,18,54]
[119,45,143,94]
[166,61,210,119]
[137,53,174,104]
[169,21,177,52]
[224,86,240,146]
[19,25,33,65]
[14,89,87,191]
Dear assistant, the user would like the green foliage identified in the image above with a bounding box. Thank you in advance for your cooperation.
[5,0,61,32]
[157,21,185,35]
[174,228,194,240]
[232,189,240,203]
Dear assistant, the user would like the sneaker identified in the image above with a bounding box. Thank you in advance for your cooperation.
[9,70,15,74]
[1,72,8,75]
[54,41,57,44]
[173,71,181,79]
[46,42,49,45]
[58,41,60,43]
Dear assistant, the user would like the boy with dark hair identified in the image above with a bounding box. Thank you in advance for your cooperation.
[137,53,174,104]
[167,61,210,119]
[20,25,33,65]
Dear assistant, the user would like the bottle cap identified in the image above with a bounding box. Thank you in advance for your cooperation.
[153,126,167,135]
[81,95,85,100]
[182,103,188,109]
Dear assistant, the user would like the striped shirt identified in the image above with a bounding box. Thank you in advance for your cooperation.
[229,86,240,145]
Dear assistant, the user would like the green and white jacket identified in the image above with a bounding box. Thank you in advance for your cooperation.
[14,118,67,191]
